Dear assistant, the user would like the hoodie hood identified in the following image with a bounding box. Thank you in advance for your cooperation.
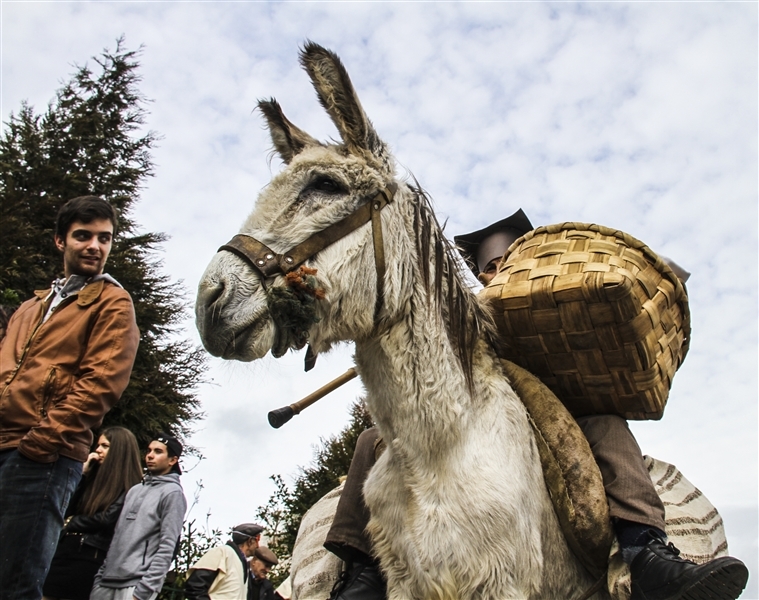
[142,472,182,487]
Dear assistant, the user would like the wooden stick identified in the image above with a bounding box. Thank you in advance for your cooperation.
[268,367,358,428]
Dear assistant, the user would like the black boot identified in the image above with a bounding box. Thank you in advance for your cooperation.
[630,531,748,600]
[329,557,387,600]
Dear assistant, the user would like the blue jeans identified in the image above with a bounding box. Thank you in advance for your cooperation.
[0,448,82,600]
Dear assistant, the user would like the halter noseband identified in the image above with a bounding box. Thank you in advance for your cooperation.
[218,182,398,322]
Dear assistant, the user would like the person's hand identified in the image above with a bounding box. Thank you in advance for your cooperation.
[82,451,101,474]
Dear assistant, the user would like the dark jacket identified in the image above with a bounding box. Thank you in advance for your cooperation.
[248,577,276,600]
[64,490,127,552]
[0,277,139,463]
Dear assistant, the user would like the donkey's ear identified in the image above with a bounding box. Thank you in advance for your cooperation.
[257,99,321,164]
[299,42,390,169]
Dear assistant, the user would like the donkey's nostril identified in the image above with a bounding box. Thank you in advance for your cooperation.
[196,280,226,318]
[206,282,224,308]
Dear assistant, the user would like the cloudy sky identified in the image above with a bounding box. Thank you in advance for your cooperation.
[2,1,756,594]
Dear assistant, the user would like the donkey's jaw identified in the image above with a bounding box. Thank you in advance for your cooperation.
[195,256,275,361]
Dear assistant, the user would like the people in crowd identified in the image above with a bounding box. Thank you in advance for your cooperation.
[0,196,140,599]
[42,427,143,600]
[325,209,748,600]
[248,547,279,600]
[90,433,187,600]
[184,522,264,600]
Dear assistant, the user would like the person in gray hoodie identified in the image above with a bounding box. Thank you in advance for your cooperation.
[90,433,187,600]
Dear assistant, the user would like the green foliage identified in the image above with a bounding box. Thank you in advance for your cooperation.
[257,399,374,585]
[0,37,205,450]
[158,517,223,600]
[156,481,224,599]
[255,474,296,587]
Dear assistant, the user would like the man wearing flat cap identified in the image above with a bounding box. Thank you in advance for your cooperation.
[184,522,264,600]
[91,433,187,600]
[248,546,279,600]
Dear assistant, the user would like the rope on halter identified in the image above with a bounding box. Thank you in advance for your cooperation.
[267,266,325,358]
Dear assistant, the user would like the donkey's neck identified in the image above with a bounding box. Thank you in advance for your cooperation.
[354,294,490,463]
[352,192,516,464]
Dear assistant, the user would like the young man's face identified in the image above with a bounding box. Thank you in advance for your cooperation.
[55,218,114,278]
[145,441,177,476]
[476,229,522,286]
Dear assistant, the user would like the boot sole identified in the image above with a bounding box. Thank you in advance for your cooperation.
[679,558,749,600]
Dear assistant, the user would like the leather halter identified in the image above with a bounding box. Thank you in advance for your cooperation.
[218,182,398,322]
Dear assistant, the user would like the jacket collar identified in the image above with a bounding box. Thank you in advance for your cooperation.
[33,273,121,307]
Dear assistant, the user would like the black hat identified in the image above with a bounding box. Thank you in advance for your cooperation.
[154,433,183,474]
[253,546,279,567]
[232,523,264,545]
[454,209,534,277]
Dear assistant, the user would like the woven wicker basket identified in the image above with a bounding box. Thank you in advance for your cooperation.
[481,223,691,420]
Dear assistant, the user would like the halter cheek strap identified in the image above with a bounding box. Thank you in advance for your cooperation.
[218,182,398,320]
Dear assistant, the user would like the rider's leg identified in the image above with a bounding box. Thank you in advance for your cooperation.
[324,427,379,561]
[575,414,665,542]
[324,427,386,600]
[577,414,748,600]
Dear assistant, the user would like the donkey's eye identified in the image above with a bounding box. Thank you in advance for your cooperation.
[309,176,345,195]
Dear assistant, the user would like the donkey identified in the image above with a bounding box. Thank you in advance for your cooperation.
[196,42,604,599]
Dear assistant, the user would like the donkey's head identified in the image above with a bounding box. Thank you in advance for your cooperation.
[196,43,416,361]
[197,43,490,382]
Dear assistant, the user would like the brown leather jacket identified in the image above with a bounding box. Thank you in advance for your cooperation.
[0,279,139,463]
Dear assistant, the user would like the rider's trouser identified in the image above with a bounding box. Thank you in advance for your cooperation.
[576,414,665,531]
[324,427,379,560]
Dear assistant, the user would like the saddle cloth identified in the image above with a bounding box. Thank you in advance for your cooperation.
[501,359,614,577]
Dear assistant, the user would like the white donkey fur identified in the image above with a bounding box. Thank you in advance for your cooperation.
[196,43,603,599]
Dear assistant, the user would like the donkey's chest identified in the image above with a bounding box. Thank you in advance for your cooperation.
[369,434,541,535]
[363,461,545,600]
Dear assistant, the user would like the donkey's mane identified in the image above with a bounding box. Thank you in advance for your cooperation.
[409,182,500,390]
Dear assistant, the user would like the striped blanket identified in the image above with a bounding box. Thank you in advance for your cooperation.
[289,457,728,600]
[608,456,728,599]
[290,482,345,600]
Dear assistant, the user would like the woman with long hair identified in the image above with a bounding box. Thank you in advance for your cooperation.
[42,426,143,600]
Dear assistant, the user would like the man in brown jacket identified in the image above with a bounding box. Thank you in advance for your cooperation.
[0,196,140,600]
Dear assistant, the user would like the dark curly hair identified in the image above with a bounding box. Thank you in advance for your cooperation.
[55,196,119,240]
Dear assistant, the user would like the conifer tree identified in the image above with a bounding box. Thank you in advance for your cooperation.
[0,38,204,448]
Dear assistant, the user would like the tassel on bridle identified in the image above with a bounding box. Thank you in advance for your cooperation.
[266,267,325,358]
